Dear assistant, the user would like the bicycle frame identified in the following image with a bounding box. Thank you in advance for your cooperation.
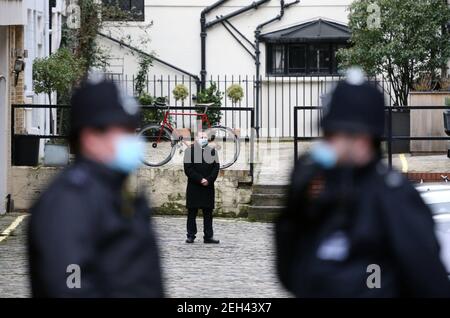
[156,107,212,143]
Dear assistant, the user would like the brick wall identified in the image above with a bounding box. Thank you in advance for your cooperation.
[406,172,450,183]
[5,25,26,209]
[9,25,26,134]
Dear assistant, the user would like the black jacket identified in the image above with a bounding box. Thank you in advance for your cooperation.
[183,143,220,209]
[276,156,450,298]
[28,158,164,298]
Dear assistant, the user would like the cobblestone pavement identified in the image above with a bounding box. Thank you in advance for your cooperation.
[0,213,30,298]
[0,214,291,298]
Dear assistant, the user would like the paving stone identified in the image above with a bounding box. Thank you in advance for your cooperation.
[0,215,291,298]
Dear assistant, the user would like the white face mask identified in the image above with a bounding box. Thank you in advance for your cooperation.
[197,137,209,148]
[108,135,144,174]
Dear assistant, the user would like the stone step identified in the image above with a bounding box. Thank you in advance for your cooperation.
[251,193,286,207]
[252,184,289,195]
[247,206,285,222]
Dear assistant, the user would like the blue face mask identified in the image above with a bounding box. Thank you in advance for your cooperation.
[310,142,338,169]
[197,138,209,148]
[108,135,144,174]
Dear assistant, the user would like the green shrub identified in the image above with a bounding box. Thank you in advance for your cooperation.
[139,93,168,125]
[226,84,244,104]
[173,84,189,102]
[196,82,223,127]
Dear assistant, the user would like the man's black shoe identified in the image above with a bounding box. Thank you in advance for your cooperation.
[204,238,220,244]
[186,237,195,244]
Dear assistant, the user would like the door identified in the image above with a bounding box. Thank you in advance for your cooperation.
[0,26,9,214]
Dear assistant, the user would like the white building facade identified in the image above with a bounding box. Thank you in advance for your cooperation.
[99,0,360,138]
[0,0,66,213]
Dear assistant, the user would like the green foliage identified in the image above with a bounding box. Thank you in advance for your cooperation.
[445,97,450,107]
[337,0,450,106]
[440,77,450,91]
[134,55,153,96]
[32,48,84,104]
[173,84,189,102]
[196,82,223,126]
[226,84,244,104]
[61,0,138,77]
[139,93,169,125]
[139,93,154,106]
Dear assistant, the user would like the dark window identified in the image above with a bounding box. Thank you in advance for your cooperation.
[272,45,286,75]
[102,0,145,21]
[267,42,349,76]
[288,45,306,74]
[309,44,331,74]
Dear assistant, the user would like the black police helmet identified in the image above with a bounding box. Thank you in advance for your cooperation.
[321,68,385,138]
[70,79,140,135]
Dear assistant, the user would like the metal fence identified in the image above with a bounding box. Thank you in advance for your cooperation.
[110,74,395,138]
[11,104,256,179]
[293,105,450,168]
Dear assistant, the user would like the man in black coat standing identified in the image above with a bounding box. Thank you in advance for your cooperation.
[276,68,450,297]
[184,131,220,244]
[28,79,164,297]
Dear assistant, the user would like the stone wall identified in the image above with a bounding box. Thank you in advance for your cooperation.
[11,166,253,217]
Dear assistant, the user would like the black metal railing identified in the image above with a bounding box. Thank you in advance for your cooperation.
[11,104,256,179]
[108,74,395,138]
[293,105,450,167]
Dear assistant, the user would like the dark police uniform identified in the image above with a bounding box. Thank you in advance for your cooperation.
[276,72,450,297]
[277,157,450,297]
[183,143,220,240]
[28,80,163,297]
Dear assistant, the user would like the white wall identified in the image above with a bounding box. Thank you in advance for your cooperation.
[21,0,66,158]
[100,0,352,77]
[0,26,9,214]
[98,0,354,137]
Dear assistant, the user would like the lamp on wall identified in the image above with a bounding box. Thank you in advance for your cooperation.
[13,57,25,86]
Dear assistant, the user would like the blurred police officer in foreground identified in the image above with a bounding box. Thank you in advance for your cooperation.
[276,68,450,297]
[28,78,164,298]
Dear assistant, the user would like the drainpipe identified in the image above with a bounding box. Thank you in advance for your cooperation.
[201,0,230,90]
[201,0,271,89]
[206,0,271,29]
[254,0,299,136]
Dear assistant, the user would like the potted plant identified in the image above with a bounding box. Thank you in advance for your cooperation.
[26,48,82,166]
[226,84,244,105]
[226,84,244,137]
[173,84,189,105]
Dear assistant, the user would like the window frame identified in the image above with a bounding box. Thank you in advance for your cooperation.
[266,42,349,76]
[101,0,145,22]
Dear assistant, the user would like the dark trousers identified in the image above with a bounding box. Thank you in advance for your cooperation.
[187,208,213,239]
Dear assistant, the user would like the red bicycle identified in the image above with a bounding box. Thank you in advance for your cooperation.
[138,103,240,169]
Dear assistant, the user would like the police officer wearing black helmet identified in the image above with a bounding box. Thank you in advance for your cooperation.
[28,78,164,297]
[276,68,450,297]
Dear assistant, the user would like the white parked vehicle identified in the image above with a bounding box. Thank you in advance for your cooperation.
[416,183,450,276]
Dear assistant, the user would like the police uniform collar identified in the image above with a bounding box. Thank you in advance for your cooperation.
[77,156,128,187]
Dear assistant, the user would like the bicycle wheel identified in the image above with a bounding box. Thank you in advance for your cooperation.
[139,125,176,167]
[206,126,240,169]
